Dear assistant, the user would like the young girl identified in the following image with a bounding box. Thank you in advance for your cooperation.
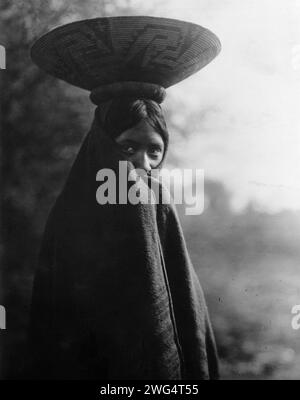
[27,16,221,380]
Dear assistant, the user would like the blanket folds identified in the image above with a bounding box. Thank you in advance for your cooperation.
[27,109,219,380]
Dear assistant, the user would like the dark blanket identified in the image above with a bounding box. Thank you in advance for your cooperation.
[26,109,219,380]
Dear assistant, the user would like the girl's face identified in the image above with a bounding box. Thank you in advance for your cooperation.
[115,119,165,172]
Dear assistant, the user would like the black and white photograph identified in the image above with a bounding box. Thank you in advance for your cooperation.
[1,0,300,385]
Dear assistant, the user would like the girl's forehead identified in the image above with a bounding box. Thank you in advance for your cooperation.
[116,120,164,145]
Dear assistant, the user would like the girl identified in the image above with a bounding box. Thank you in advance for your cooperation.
[27,16,221,380]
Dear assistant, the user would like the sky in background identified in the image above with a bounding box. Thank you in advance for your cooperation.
[131,0,300,214]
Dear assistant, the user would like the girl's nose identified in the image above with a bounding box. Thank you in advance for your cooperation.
[133,151,151,173]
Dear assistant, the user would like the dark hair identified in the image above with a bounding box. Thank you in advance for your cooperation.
[99,97,169,163]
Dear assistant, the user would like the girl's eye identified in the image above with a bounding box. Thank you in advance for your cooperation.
[148,145,162,157]
[120,145,135,155]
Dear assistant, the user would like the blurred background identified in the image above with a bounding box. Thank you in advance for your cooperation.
[1,0,300,380]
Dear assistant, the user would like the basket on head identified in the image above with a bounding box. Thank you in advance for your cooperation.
[30,15,221,101]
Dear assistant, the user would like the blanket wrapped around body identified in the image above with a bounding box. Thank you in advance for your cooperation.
[27,109,219,380]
